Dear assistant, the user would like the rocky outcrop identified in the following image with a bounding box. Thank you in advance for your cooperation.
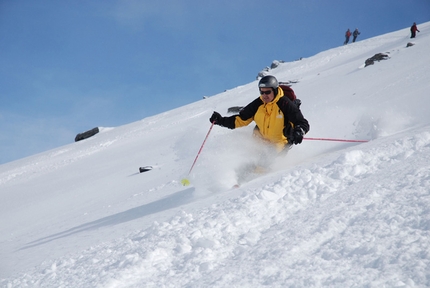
[365,53,390,67]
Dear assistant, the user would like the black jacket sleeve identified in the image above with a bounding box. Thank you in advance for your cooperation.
[222,97,263,129]
[277,96,310,137]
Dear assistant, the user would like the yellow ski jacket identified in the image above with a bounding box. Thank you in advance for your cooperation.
[222,87,310,151]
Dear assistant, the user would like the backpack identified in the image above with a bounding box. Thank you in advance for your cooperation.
[279,82,301,108]
[279,82,296,101]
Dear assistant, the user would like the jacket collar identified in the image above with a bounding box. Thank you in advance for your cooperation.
[260,87,284,104]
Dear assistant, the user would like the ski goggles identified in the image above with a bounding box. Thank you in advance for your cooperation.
[260,90,272,95]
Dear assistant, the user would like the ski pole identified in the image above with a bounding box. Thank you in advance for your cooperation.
[181,121,215,186]
[304,137,369,143]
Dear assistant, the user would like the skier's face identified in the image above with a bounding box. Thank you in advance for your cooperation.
[260,88,274,103]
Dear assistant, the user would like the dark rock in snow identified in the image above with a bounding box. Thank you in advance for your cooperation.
[227,106,243,113]
[75,127,99,142]
[365,53,390,67]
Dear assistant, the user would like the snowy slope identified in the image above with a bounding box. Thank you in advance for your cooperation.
[1,22,430,287]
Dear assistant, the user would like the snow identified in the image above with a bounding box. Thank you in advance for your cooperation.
[1,22,430,287]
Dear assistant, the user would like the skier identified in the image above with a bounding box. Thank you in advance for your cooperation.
[344,29,351,45]
[209,75,310,154]
[352,28,360,43]
[410,22,420,38]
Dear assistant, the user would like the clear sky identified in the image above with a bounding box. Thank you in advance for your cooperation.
[1,0,429,164]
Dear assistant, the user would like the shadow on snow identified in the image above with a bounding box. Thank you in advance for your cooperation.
[18,187,195,251]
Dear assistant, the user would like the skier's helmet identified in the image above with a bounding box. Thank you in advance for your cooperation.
[258,75,279,96]
[258,75,278,89]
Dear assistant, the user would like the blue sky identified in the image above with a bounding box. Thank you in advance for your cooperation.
[1,0,429,164]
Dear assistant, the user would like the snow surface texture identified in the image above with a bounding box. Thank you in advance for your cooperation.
[1,22,430,287]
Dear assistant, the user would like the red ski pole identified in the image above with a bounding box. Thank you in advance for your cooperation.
[304,137,369,143]
[181,121,215,186]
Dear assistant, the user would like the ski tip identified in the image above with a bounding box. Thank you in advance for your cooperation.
[181,178,190,186]
[139,166,153,173]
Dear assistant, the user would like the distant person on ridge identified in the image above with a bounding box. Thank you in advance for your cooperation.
[410,22,420,38]
[209,75,310,154]
[352,28,361,42]
[344,29,351,45]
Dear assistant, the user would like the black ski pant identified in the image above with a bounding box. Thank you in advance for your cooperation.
[344,36,350,45]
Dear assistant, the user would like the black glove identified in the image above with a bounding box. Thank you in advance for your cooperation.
[209,111,224,126]
[292,126,305,145]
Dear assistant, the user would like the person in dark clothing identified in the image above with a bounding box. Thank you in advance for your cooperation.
[209,75,310,153]
[410,22,420,38]
[344,29,351,45]
[352,28,360,42]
